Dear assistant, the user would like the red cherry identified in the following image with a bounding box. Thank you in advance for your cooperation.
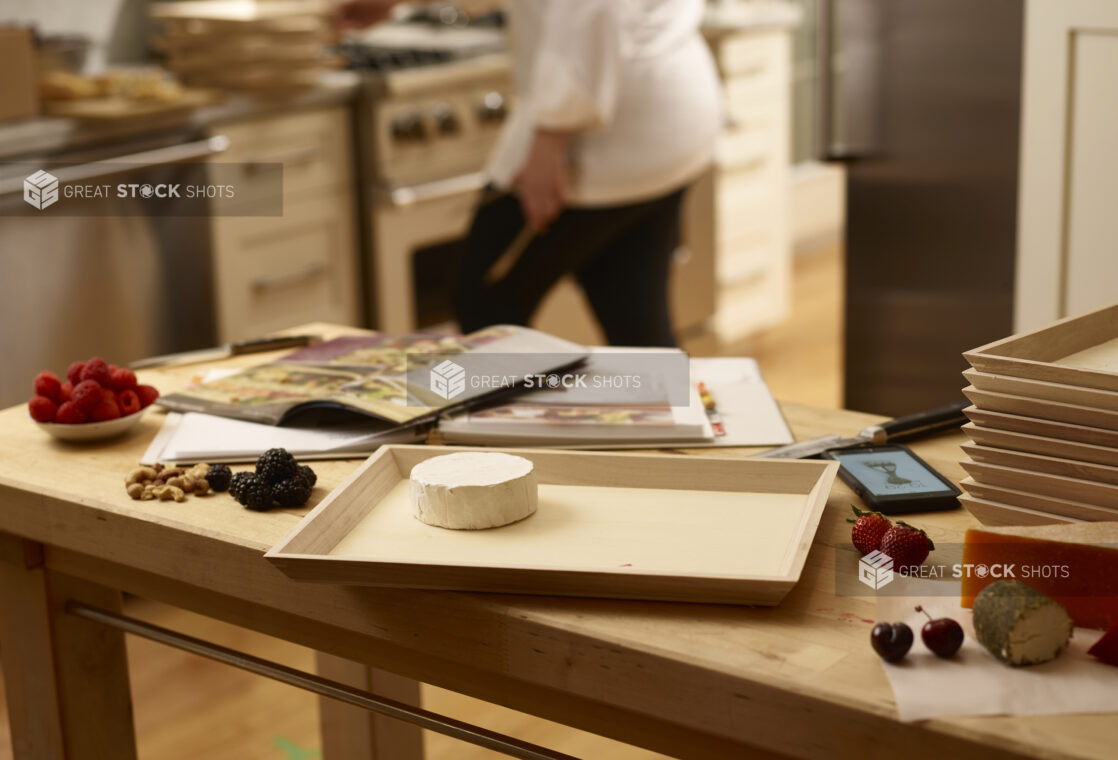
[871,622,914,662]
[916,606,964,658]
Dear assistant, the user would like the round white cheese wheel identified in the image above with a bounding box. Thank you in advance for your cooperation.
[409,452,537,530]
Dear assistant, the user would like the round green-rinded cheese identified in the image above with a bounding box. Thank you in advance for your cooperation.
[973,580,1073,666]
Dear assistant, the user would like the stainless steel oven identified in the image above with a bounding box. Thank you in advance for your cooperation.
[0,130,226,406]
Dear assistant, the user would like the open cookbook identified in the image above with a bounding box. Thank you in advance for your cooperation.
[145,349,793,463]
[157,325,588,428]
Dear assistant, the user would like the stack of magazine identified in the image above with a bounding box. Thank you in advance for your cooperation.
[146,326,792,463]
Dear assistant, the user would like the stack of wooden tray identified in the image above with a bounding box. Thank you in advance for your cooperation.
[959,303,1118,526]
[150,1,337,92]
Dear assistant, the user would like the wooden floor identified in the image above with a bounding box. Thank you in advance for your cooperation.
[0,246,843,760]
[725,243,844,410]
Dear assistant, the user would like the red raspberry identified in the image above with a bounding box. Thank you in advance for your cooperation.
[136,384,160,408]
[100,387,116,405]
[108,367,138,391]
[117,390,141,416]
[71,380,103,414]
[90,399,121,422]
[66,361,86,385]
[79,357,111,386]
[33,371,62,401]
[59,382,73,402]
[28,396,58,422]
[55,401,88,425]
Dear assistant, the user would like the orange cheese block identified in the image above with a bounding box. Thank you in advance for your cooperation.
[961,522,1118,630]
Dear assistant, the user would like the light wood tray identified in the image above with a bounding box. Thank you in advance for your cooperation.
[960,476,1118,522]
[963,386,1118,431]
[266,445,840,605]
[960,459,1118,509]
[43,88,219,122]
[961,442,1118,486]
[964,302,1118,392]
[963,368,1118,412]
[962,422,1118,468]
[959,494,1081,527]
[964,406,1118,448]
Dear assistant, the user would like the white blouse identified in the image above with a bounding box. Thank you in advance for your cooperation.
[485,0,723,206]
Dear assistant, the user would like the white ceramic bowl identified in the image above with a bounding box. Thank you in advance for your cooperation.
[34,407,148,441]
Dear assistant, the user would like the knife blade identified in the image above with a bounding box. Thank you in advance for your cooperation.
[130,334,320,370]
[752,399,970,459]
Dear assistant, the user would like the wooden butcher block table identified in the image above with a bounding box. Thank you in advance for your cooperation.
[0,324,1114,760]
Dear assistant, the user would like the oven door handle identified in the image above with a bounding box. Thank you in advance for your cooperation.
[382,171,489,207]
[0,135,230,197]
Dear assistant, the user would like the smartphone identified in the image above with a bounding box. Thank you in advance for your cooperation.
[820,444,960,514]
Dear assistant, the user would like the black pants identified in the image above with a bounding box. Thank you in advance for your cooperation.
[453,187,685,347]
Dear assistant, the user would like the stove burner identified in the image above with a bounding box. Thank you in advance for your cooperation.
[337,42,455,73]
[403,7,505,28]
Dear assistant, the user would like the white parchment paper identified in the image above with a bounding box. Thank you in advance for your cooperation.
[876,595,1117,721]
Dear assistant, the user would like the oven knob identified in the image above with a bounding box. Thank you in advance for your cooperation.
[478,92,506,124]
[390,114,427,143]
[432,104,460,135]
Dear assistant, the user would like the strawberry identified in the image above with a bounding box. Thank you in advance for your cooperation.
[847,504,892,556]
[1087,621,1118,667]
[880,521,934,574]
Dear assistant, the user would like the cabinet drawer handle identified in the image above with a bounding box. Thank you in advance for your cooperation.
[731,158,768,175]
[251,262,327,291]
[733,63,768,79]
[244,146,323,173]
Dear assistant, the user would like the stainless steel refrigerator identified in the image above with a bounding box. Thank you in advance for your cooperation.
[819,0,1023,416]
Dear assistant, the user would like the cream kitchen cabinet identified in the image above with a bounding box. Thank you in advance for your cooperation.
[208,106,360,342]
[1016,0,1118,330]
[706,25,793,343]
[534,21,795,347]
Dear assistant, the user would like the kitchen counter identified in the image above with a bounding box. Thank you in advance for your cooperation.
[0,0,802,161]
[0,70,362,160]
[0,321,1114,760]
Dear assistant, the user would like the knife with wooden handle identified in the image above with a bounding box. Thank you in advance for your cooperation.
[130,335,320,369]
[752,399,970,459]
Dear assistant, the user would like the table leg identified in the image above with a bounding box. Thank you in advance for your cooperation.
[0,534,137,760]
[315,651,424,760]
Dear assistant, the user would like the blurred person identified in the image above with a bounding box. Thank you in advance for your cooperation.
[337,0,721,346]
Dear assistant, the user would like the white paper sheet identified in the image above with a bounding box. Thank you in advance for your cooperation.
[876,594,1116,721]
[141,411,423,464]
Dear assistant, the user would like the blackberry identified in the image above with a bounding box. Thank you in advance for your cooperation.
[255,448,298,485]
[297,464,317,487]
[233,474,274,511]
[272,477,312,508]
[205,464,233,492]
[229,471,254,501]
